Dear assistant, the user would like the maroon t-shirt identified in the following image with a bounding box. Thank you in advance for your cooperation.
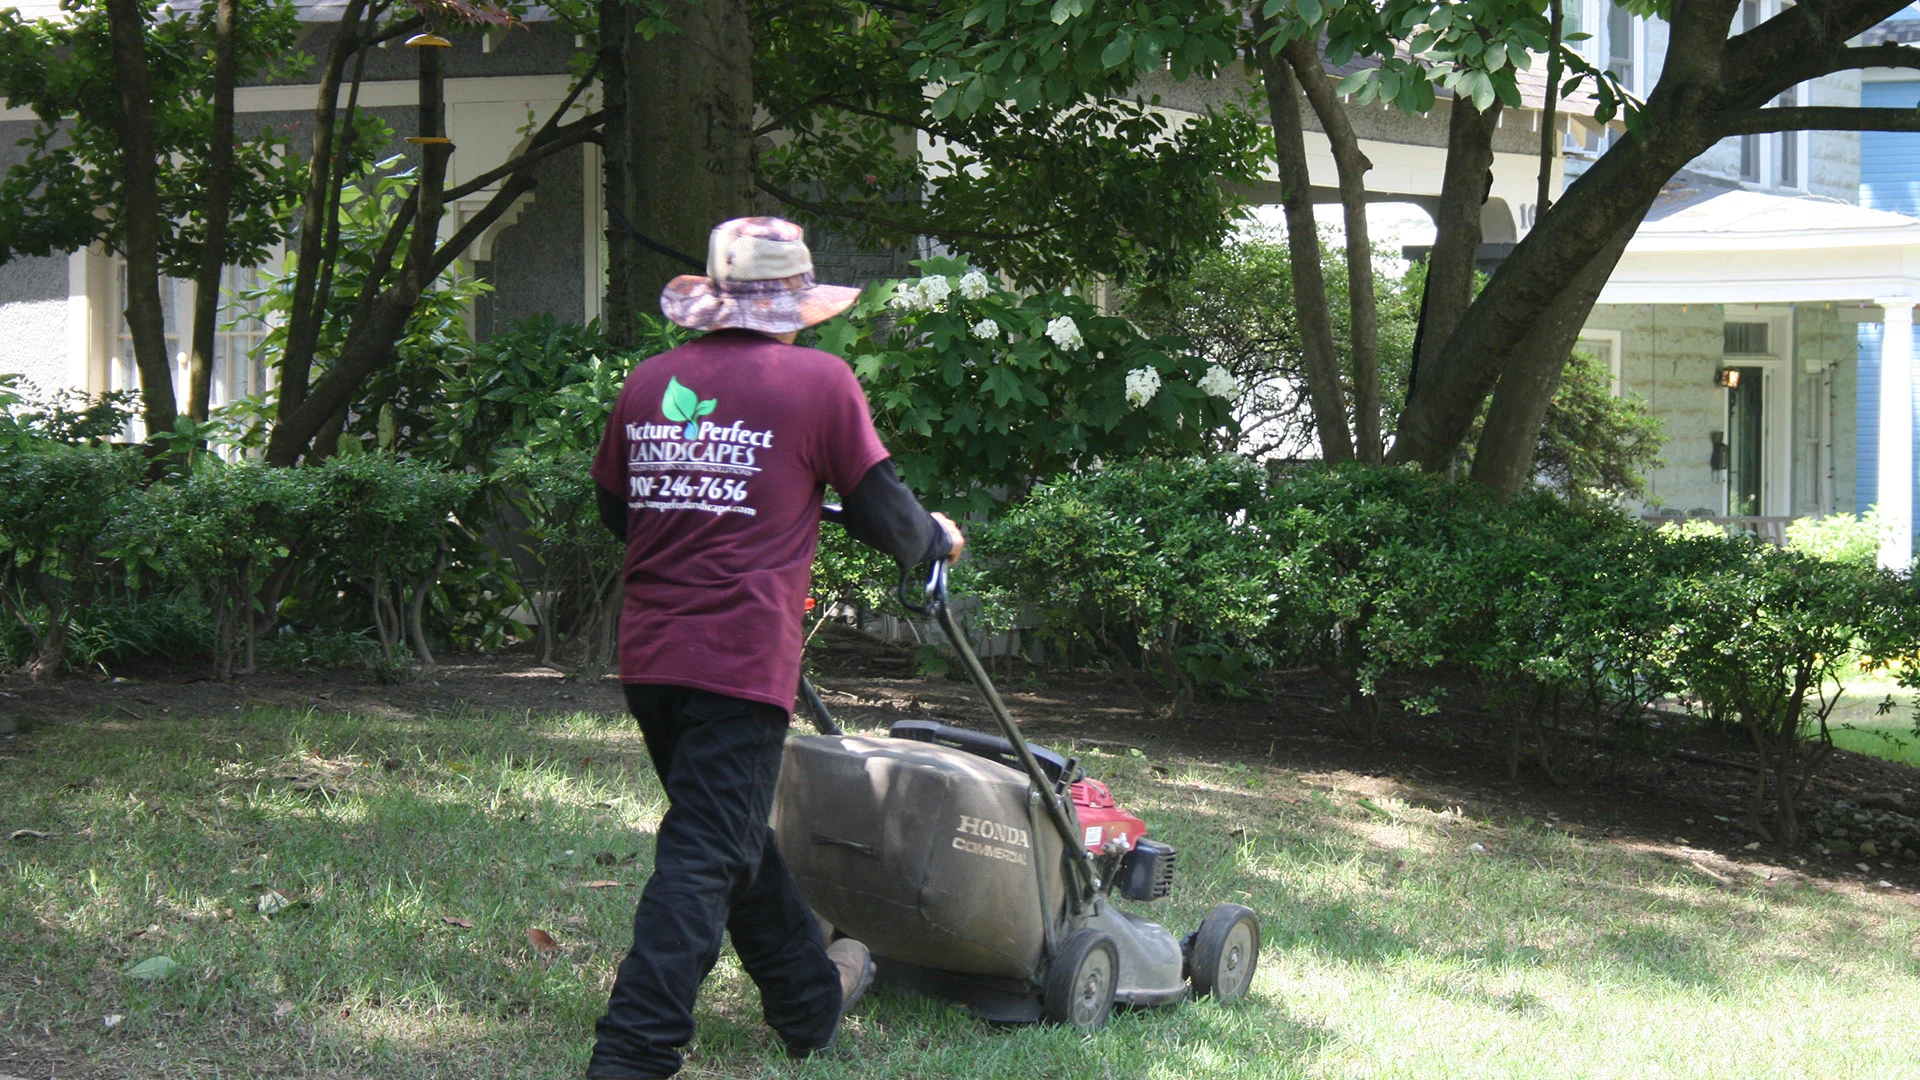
[590,330,890,711]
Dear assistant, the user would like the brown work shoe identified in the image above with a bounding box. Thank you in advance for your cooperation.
[785,937,874,1060]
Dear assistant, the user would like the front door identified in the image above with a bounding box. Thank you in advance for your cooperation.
[1726,366,1765,516]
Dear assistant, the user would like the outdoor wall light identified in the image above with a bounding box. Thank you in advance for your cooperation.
[405,32,454,148]
[1709,431,1729,474]
[1715,367,1741,389]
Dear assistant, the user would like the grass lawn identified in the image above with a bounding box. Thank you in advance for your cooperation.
[5,704,1920,1079]
[1827,675,1920,769]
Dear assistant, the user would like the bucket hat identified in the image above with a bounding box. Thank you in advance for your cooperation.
[659,217,862,334]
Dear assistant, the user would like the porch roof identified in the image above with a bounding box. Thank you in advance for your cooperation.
[1597,178,1920,305]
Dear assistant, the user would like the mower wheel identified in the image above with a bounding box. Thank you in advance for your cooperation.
[1189,903,1260,1003]
[1043,929,1118,1031]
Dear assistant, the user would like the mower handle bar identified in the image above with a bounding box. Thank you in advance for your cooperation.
[898,558,1096,910]
[817,503,1093,908]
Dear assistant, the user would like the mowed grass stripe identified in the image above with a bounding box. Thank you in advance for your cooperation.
[1,706,1917,1079]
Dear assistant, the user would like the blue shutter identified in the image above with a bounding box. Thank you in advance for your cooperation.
[1862,81,1920,217]
[1860,322,1880,514]
[1855,321,1920,541]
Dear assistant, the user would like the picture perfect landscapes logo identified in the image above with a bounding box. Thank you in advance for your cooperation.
[662,376,716,439]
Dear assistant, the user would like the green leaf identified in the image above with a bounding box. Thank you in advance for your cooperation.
[1334,69,1371,97]
[1049,0,1072,23]
[696,398,717,417]
[1100,31,1133,69]
[661,377,699,423]
[128,956,181,981]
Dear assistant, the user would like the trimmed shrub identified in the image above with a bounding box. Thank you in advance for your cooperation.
[0,444,144,677]
[973,456,1277,713]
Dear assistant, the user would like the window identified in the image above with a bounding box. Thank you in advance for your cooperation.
[1732,0,1805,190]
[1774,90,1802,189]
[1738,2,1764,181]
[108,259,276,438]
[1724,321,1770,355]
[1605,3,1634,89]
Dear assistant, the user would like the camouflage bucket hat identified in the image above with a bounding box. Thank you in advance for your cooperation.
[659,217,862,334]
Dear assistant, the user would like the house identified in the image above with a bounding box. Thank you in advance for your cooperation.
[1861,4,1920,217]
[1,2,1914,567]
[0,5,609,424]
[1576,4,1920,570]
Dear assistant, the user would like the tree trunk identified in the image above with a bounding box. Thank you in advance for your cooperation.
[1408,96,1501,414]
[1391,119,1710,473]
[187,0,238,425]
[1467,217,1641,496]
[599,0,635,348]
[106,0,176,440]
[1248,16,1354,463]
[624,0,755,314]
[277,0,370,421]
[1284,37,1380,463]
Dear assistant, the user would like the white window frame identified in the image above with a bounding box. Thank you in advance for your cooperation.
[100,251,281,440]
[1719,309,1793,517]
[1576,329,1624,396]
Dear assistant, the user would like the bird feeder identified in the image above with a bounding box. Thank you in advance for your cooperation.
[404,32,453,147]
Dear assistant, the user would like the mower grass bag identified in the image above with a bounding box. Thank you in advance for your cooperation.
[773,733,1068,982]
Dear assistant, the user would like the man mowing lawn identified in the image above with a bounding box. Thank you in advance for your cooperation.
[585,217,964,1079]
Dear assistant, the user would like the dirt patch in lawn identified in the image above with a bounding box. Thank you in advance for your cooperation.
[4,622,1917,902]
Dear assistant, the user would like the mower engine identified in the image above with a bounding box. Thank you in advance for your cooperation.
[1073,777,1176,902]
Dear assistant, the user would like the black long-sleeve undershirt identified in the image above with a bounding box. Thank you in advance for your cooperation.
[596,458,949,566]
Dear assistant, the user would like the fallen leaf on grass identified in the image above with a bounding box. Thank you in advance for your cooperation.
[1356,798,1391,819]
[440,916,474,929]
[102,1014,123,1029]
[127,956,181,981]
[258,890,292,916]
[528,928,561,960]
[6,829,49,841]
[577,880,625,890]
[272,1000,295,1019]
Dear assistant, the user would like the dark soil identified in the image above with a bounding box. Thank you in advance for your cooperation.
[5,622,1918,899]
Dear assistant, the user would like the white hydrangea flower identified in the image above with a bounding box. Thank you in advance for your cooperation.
[1044,315,1083,351]
[1124,366,1162,409]
[970,318,1001,341]
[918,275,953,307]
[957,269,993,300]
[1198,364,1238,398]
[887,280,923,311]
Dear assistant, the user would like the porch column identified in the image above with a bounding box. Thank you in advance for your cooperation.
[1878,297,1916,571]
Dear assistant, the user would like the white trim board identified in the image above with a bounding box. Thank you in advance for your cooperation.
[0,75,594,123]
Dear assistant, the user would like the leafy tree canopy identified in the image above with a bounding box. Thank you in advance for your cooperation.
[0,0,305,276]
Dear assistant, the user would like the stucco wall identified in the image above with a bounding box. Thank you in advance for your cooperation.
[0,118,72,394]
[476,144,586,336]
[1791,305,1859,515]
[1587,303,1726,514]
[1586,302,1859,517]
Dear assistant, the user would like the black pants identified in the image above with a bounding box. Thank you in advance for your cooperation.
[587,685,839,1079]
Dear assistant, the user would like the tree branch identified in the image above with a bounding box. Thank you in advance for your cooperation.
[1717,105,1920,135]
[442,110,606,202]
[756,177,1044,244]
[427,170,538,280]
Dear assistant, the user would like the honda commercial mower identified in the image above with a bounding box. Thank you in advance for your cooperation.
[774,560,1261,1031]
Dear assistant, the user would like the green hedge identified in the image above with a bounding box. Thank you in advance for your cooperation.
[972,459,1912,843]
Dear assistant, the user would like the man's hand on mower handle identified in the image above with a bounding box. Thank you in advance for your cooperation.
[932,512,965,565]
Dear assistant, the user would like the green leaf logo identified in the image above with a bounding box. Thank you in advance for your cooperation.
[661,377,718,439]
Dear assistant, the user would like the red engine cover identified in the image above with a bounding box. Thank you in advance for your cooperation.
[1069,777,1146,854]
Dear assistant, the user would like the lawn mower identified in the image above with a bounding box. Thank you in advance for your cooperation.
[773,559,1261,1030]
